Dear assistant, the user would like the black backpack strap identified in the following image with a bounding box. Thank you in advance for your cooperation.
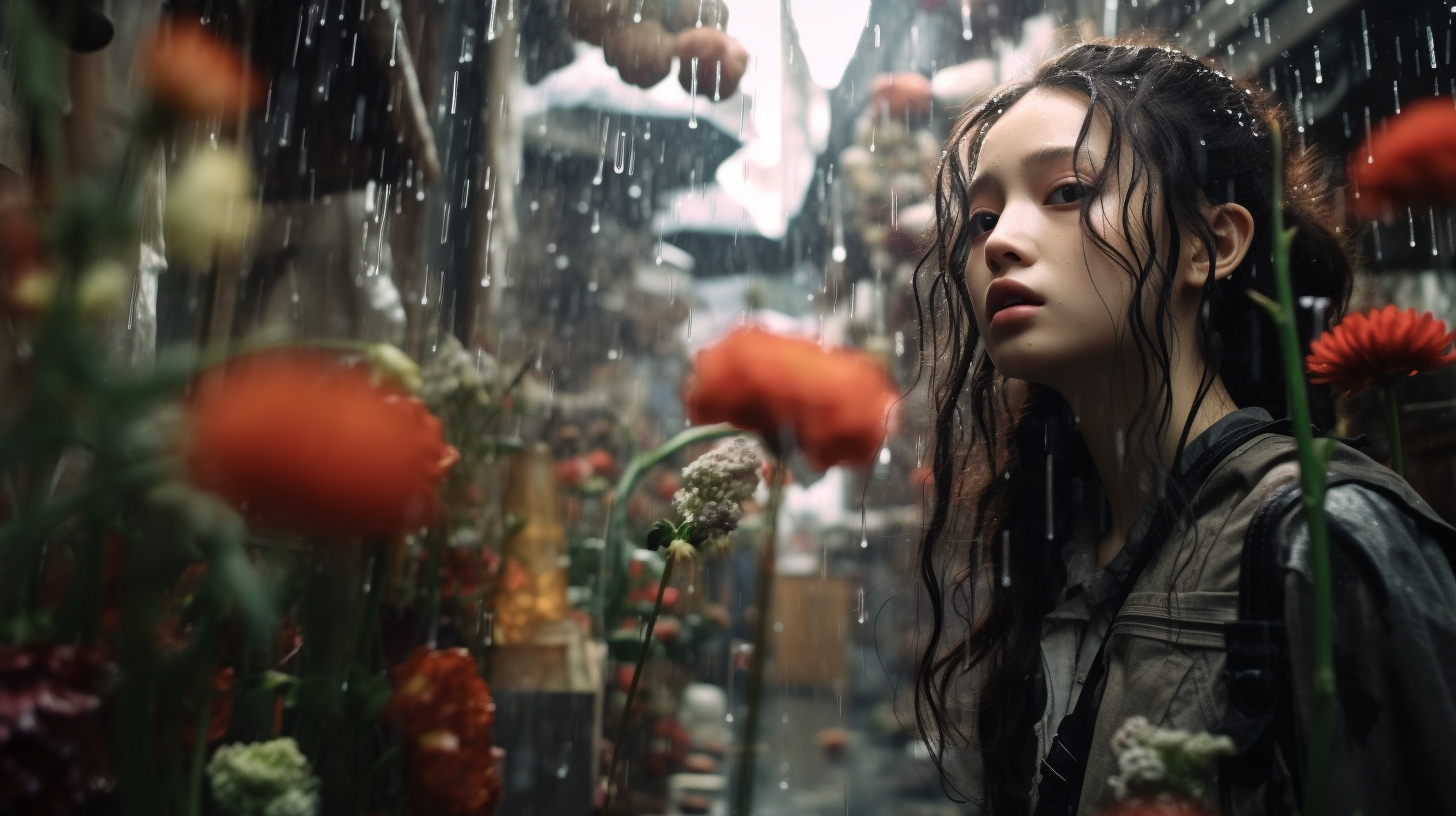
[1033,418,1292,816]
[1216,478,1305,815]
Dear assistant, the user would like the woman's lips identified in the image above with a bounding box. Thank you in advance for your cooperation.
[990,303,1041,327]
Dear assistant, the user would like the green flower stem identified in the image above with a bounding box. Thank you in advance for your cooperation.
[603,553,677,811]
[1252,122,1336,816]
[732,456,788,816]
[596,423,738,632]
[1383,381,1405,477]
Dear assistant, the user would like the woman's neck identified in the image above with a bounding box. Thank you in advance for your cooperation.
[1058,369,1239,568]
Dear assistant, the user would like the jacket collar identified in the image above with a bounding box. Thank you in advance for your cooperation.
[1070,407,1277,609]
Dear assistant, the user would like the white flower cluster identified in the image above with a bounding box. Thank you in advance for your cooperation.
[1107,716,1235,801]
[673,437,761,548]
[419,334,496,406]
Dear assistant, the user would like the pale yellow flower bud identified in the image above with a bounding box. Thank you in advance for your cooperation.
[10,270,57,312]
[368,343,422,395]
[165,147,257,268]
[77,261,131,318]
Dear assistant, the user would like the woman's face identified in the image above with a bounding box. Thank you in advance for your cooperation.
[963,87,1154,388]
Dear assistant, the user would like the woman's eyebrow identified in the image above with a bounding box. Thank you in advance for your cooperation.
[966,144,1091,203]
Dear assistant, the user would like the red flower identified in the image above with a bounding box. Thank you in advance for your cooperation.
[1348,97,1456,221]
[685,327,897,471]
[0,186,53,318]
[1306,305,1456,395]
[0,642,115,816]
[383,648,501,816]
[188,353,459,539]
[556,456,593,488]
[439,546,501,602]
[586,449,619,479]
[141,19,260,123]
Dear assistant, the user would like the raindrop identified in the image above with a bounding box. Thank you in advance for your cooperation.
[1363,107,1374,162]
[688,57,700,129]
[874,24,881,48]
[1000,530,1012,588]
[1429,27,1439,69]
[1305,0,1312,13]
[961,0,973,39]
[1408,207,1417,248]
[613,130,627,174]
[1045,453,1055,540]
[633,0,647,22]
[1372,221,1383,262]
[1298,296,1331,339]
[389,18,399,66]
[714,61,723,102]
[487,0,499,40]
[1313,46,1323,83]
[1394,82,1402,114]
[593,118,610,185]
[857,587,865,624]
[591,211,601,234]
[1361,11,1372,73]
[1431,206,1441,257]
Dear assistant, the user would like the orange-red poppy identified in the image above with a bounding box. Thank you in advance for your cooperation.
[1306,304,1456,395]
[188,352,459,539]
[141,19,260,124]
[685,327,897,471]
[1347,97,1456,221]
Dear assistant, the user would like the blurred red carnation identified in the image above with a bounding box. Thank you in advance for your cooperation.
[1306,304,1456,395]
[1348,97,1456,221]
[188,352,459,539]
[685,327,897,471]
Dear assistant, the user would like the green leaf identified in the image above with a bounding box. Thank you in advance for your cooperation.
[643,519,678,551]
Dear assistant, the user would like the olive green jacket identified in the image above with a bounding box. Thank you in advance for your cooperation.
[1052,408,1456,816]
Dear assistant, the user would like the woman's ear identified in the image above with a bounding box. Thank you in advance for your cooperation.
[1184,202,1255,287]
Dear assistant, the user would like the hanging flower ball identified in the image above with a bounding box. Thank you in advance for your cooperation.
[1305,305,1456,395]
[685,327,897,471]
[1347,97,1456,221]
[674,27,749,100]
[187,352,459,539]
[141,18,260,124]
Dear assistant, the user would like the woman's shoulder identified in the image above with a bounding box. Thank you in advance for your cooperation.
[1264,440,1456,595]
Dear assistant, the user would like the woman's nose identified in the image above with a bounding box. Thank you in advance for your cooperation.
[982,208,1034,274]
[984,220,1030,273]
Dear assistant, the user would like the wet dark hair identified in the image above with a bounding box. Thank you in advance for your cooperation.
[912,40,1353,814]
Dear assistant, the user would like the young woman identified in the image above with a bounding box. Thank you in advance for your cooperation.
[912,41,1456,816]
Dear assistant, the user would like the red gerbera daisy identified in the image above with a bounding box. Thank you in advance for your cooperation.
[1305,305,1456,395]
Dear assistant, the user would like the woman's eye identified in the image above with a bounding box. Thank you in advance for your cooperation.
[1046,182,1091,206]
[967,211,999,239]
